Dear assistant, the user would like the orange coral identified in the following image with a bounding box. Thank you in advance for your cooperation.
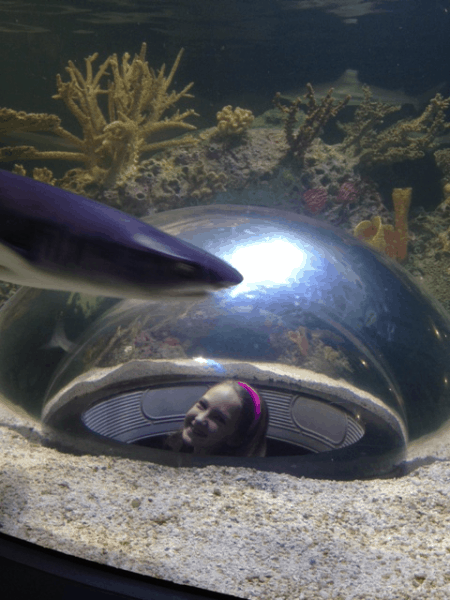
[288,327,309,357]
[390,187,412,261]
[353,187,411,262]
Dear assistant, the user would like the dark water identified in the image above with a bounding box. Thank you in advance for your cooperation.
[1,0,448,206]
[1,0,449,119]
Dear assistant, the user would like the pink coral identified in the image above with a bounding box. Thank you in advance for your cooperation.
[336,181,358,204]
[303,188,328,214]
[164,336,181,346]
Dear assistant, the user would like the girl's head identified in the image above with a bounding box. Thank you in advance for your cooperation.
[181,379,268,457]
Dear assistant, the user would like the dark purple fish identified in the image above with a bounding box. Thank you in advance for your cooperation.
[0,170,242,299]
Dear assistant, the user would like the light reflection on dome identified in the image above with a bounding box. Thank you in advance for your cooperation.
[222,234,310,293]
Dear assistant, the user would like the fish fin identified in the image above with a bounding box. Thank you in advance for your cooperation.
[41,317,75,353]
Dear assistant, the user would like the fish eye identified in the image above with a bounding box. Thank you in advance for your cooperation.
[173,261,200,278]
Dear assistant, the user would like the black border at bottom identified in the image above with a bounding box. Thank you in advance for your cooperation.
[0,531,241,600]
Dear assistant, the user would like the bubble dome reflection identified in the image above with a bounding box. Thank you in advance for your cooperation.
[6,204,436,480]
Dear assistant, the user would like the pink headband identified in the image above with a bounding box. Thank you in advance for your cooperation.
[237,382,261,420]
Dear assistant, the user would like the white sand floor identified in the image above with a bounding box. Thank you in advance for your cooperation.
[1,399,449,600]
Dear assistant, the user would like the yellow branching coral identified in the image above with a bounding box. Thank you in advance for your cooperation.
[434,148,450,183]
[30,167,57,185]
[273,85,350,161]
[339,86,401,151]
[0,107,84,164]
[215,105,254,136]
[0,44,198,190]
[0,108,61,136]
[444,182,450,198]
[342,88,450,167]
[11,164,56,185]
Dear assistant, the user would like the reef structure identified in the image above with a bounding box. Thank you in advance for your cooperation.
[0,44,198,191]
[340,87,450,168]
[354,187,412,261]
[273,84,350,161]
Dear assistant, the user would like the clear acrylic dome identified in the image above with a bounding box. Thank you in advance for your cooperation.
[2,204,443,480]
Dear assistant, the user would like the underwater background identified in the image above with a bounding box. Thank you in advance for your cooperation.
[2,1,450,599]
[2,1,450,274]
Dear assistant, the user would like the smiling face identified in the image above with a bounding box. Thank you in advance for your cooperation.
[182,383,243,454]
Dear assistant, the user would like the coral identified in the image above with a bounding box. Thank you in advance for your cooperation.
[435,148,450,179]
[273,84,350,161]
[433,149,450,204]
[0,108,85,165]
[11,163,26,176]
[342,88,450,167]
[434,148,450,200]
[443,182,450,204]
[0,108,62,137]
[437,228,450,253]
[302,187,328,214]
[391,187,412,261]
[353,187,412,261]
[11,164,56,185]
[31,167,57,185]
[354,215,395,254]
[300,139,359,193]
[215,106,253,136]
[186,164,227,201]
[403,208,450,313]
[339,86,401,152]
[335,181,359,204]
[279,328,353,377]
[287,327,309,357]
[0,44,198,191]
[215,105,254,136]
[116,128,289,214]
[314,342,352,376]
[133,151,227,211]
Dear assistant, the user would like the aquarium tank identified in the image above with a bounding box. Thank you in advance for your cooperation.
[1,2,450,599]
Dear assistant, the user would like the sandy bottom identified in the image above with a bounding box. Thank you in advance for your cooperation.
[0,399,449,600]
